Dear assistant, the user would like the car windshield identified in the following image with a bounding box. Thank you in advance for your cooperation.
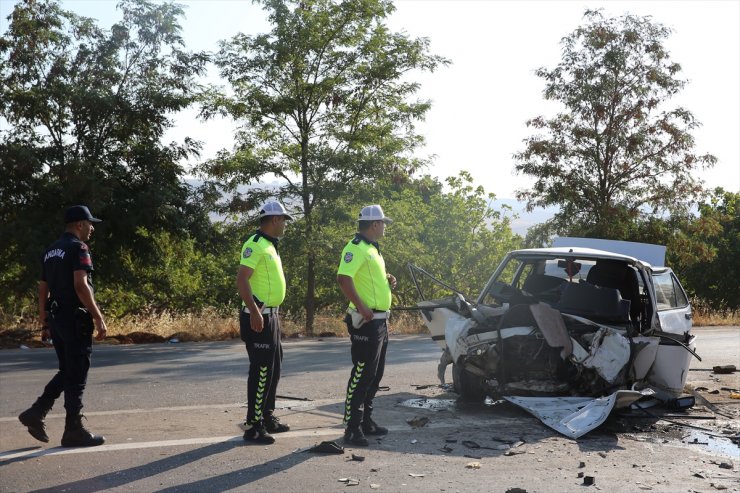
[480,254,648,325]
[481,255,594,305]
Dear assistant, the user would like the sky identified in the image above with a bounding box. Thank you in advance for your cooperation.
[1,0,738,200]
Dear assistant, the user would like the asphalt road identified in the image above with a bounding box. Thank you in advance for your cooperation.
[0,327,738,492]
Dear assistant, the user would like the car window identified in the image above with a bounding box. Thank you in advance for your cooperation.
[544,258,594,282]
[653,271,689,310]
[672,275,689,307]
[496,258,525,287]
[481,258,525,305]
[516,262,535,289]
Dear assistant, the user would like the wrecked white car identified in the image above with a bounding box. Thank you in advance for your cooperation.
[411,238,699,438]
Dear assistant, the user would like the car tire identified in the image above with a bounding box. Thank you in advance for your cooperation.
[452,363,486,402]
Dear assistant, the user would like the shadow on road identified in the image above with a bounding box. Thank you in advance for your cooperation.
[154,449,316,493]
[27,441,243,493]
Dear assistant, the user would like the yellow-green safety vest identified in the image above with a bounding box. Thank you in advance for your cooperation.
[337,234,391,311]
[239,232,286,307]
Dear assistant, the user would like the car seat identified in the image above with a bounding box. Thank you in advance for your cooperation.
[586,259,642,323]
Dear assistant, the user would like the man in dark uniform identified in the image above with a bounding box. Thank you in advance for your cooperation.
[237,201,293,444]
[18,205,107,447]
[337,205,397,446]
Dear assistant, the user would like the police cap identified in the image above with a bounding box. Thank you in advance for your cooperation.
[64,205,102,223]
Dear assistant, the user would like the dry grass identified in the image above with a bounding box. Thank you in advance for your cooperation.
[2,302,735,349]
[689,297,740,327]
[107,307,239,343]
[296,311,427,337]
[0,307,430,348]
[691,303,740,327]
[106,309,428,344]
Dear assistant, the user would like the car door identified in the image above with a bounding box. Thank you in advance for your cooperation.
[652,269,692,335]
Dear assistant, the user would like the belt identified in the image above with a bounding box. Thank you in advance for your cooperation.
[242,306,279,315]
[348,308,389,320]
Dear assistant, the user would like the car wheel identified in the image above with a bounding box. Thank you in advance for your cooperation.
[452,363,486,402]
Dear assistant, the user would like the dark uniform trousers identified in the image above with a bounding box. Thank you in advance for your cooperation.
[343,316,389,428]
[240,309,282,426]
[38,307,93,416]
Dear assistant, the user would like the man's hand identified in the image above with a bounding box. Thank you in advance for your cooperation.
[250,311,265,333]
[358,304,374,321]
[41,326,51,344]
[94,316,107,341]
[387,273,397,289]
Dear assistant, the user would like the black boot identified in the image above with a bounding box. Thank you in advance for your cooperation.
[265,414,290,433]
[18,402,51,443]
[61,414,105,447]
[343,426,369,447]
[243,422,275,444]
[361,416,388,436]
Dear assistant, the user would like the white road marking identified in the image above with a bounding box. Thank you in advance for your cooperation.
[1,420,494,462]
[0,400,321,422]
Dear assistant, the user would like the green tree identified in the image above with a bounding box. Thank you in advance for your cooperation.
[381,172,522,304]
[677,189,739,310]
[0,0,219,315]
[200,0,448,333]
[275,172,522,321]
[514,10,716,240]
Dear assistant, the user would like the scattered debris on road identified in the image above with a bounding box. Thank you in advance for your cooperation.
[504,448,526,456]
[308,441,344,454]
[275,394,313,401]
[406,416,429,428]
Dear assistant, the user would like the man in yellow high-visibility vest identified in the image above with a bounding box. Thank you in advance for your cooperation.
[237,201,293,444]
[337,204,397,446]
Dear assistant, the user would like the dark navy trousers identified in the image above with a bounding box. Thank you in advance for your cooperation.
[343,316,388,428]
[240,310,282,426]
[38,308,93,416]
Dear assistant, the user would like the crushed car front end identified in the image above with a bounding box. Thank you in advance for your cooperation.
[412,242,698,437]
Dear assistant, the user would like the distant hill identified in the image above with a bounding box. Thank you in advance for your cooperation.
[185,179,556,235]
[492,199,558,236]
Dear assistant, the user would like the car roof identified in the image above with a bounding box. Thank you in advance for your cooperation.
[508,247,643,265]
[552,237,665,266]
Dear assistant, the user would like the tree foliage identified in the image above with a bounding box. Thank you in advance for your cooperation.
[273,172,522,317]
[675,189,739,310]
[200,0,448,332]
[379,172,522,305]
[0,0,227,314]
[514,10,716,240]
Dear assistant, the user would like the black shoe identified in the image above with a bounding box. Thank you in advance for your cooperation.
[61,415,105,447]
[243,424,275,444]
[265,415,290,433]
[19,407,49,443]
[343,427,369,447]
[361,417,388,436]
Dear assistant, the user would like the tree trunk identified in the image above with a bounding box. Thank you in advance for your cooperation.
[300,127,315,335]
[304,251,316,335]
